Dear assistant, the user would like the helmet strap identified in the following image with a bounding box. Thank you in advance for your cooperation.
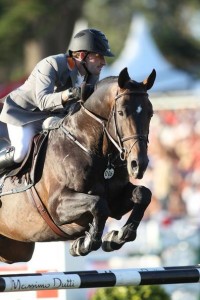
[80,52,92,81]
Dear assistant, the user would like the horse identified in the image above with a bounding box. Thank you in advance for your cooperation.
[0,67,156,263]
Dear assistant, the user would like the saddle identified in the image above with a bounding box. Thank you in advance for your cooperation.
[0,131,48,196]
[0,115,64,196]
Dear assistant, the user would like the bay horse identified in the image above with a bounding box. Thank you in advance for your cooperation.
[0,67,156,263]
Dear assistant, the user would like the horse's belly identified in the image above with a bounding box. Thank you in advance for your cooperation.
[0,194,89,242]
[0,194,49,241]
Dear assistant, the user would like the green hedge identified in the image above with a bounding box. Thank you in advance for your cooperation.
[91,285,171,300]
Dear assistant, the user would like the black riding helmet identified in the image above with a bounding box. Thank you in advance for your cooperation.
[69,28,114,57]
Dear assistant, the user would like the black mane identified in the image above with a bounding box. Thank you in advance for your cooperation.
[95,76,118,89]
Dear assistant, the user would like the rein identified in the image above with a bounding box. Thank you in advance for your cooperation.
[61,125,93,155]
[80,102,124,155]
[80,90,149,159]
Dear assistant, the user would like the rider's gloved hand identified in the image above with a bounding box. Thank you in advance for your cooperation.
[62,87,81,105]
[68,87,81,100]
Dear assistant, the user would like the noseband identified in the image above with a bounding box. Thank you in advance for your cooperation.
[80,90,149,160]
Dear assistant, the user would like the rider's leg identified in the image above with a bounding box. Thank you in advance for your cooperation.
[8,123,36,163]
[0,121,42,172]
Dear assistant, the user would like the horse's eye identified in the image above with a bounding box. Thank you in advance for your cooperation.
[118,111,124,116]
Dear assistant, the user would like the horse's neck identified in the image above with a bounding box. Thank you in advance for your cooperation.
[63,85,115,154]
[84,86,114,119]
[63,106,104,153]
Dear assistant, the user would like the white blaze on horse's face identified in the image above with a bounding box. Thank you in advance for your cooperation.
[136,105,142,114]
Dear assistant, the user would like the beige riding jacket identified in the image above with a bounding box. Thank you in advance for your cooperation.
[0,54,98,126]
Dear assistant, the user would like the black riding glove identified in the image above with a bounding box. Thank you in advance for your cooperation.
[62,84,94,106]
[68,87,81,100]
[62,87,81,106]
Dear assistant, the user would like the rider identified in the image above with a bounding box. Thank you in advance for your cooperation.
[0,28,114,174]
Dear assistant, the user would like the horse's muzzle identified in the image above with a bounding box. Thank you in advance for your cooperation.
[129,157,149,179]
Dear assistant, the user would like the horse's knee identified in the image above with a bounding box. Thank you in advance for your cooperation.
[92,198,110,219]
[132,186,151,206]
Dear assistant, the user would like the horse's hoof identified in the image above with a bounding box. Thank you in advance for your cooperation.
[102,231,124,252]
[69,234,102,257]
[118,226,137,241]
[69,237,86,257]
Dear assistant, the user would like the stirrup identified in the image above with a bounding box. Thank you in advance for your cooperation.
[0,137,10,151]
[0,146,15,175]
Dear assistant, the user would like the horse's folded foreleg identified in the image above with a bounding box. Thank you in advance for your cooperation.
[69,216,108,256]
[69,217,106,256]
[58,192,110,257]
[102,185,151,252]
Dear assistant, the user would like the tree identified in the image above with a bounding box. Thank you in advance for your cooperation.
[84,0,200,76]
[1,0,200,81]
[150,0,200,76]
[0,0,85,81]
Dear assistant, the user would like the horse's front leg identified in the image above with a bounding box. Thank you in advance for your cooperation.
[54,190,110,256]
[102,183,151,252]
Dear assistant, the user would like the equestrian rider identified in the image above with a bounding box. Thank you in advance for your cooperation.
[0,28,114,174]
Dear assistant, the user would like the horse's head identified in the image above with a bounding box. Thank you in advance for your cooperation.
[107,67,156,179]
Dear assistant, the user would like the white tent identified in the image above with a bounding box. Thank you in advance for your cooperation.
[101,15,195,92]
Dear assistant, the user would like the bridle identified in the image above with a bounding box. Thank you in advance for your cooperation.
[79,90,149,160]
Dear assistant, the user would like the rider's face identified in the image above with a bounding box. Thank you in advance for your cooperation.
[85,53,106,76]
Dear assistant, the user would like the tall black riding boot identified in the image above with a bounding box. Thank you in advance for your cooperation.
[0,146,15,175]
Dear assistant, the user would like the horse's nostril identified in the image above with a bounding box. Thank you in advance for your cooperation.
[131,160,137,169]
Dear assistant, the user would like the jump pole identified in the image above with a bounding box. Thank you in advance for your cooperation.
[0,265,199,293]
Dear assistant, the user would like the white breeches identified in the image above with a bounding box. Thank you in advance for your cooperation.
[7,122,42,163]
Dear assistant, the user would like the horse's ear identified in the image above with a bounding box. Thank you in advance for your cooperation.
[118,67,131,89]
[143,69,156,90]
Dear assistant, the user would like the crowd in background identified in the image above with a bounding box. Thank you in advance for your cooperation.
[135,108,200,224]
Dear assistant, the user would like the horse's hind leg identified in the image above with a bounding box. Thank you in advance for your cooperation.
[102,184,151,252]
[0,235,35,263]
